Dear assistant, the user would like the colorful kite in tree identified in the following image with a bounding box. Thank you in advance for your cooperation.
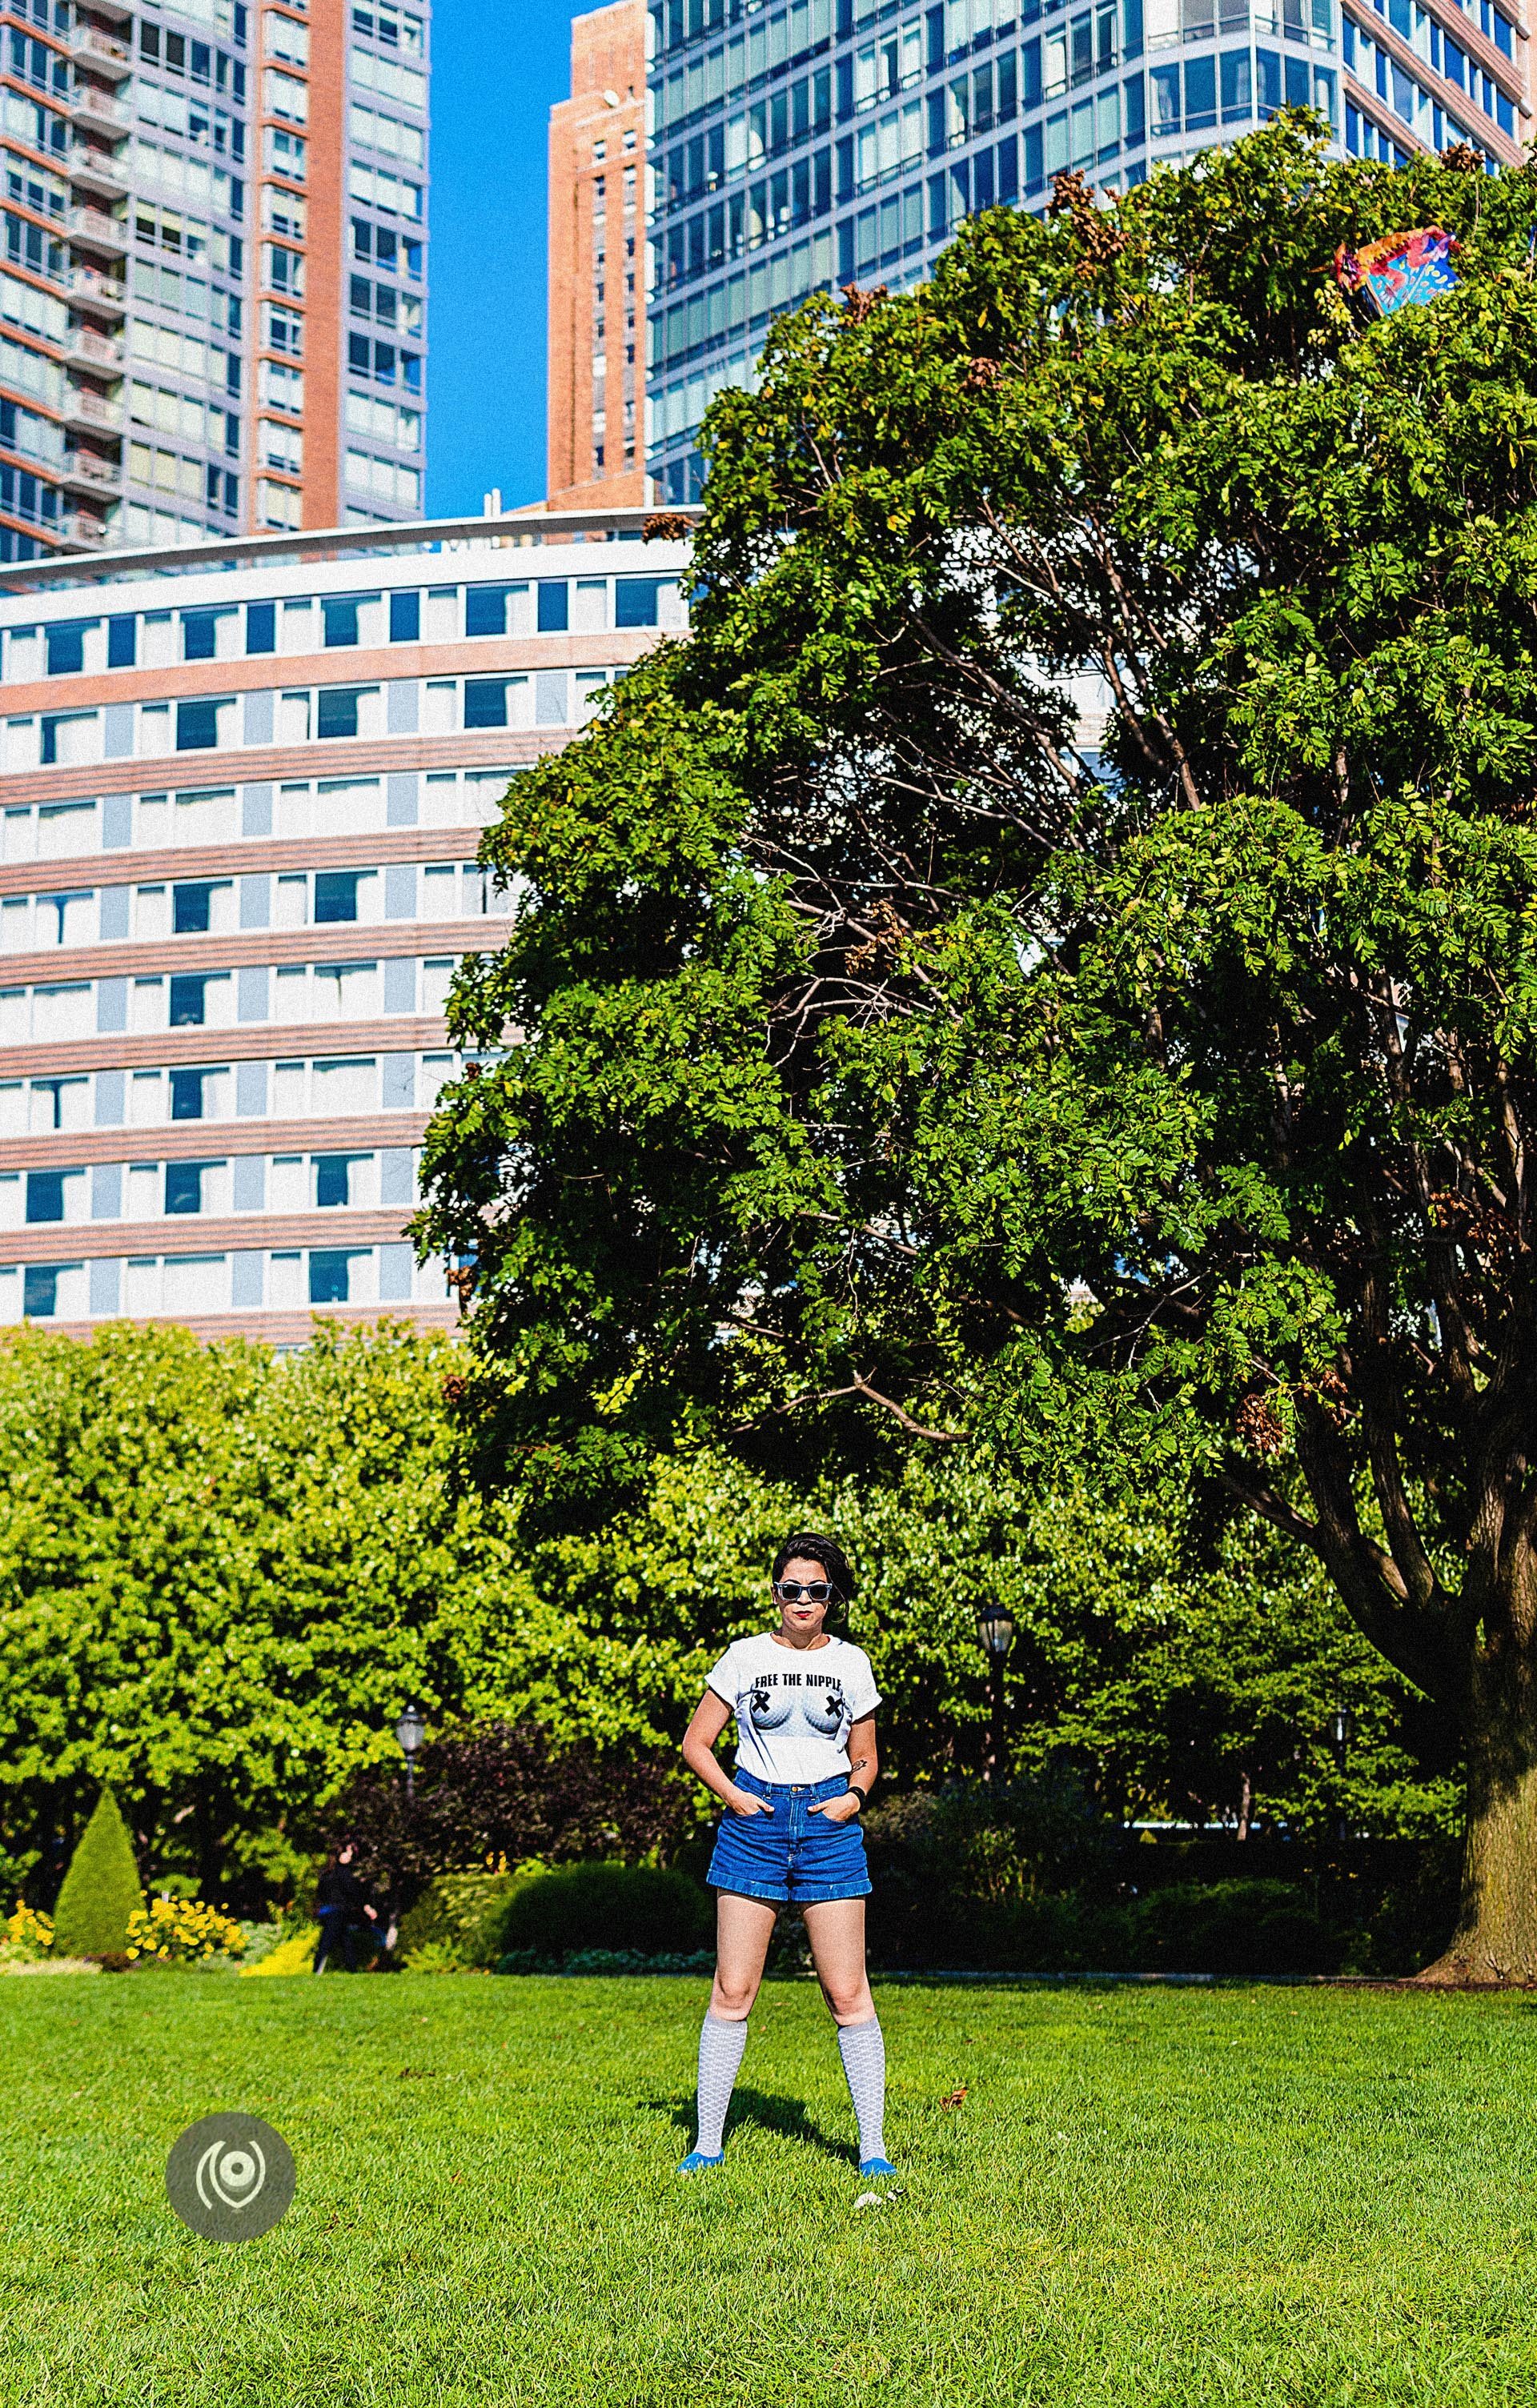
[1333,226,1459,317]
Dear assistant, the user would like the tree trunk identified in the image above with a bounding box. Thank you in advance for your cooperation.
[1416,1647,1537,1985]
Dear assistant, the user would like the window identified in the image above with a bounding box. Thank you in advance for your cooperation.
[317,687,361,739]
[389,589,419,642]
[267,304,304,355]
[165,1160,206,1213]
[464,679,508,730]
[266,66,309,120]
[107,615,136,668]
[22,1264,58,1317]
[25,1168,62,1223]
[264,125,307,178]
[465,586,511,638]
[173,882,213,935]
[309,1248,356,1302]
[41,714,95,767]
[247,600,276,654]
[315,871,359,923]
[259,359,304,412]
[261,419,303,473]
[264,187,308,238]
[267,242,305,295]
[537,583,568,633]
[170,1067,206,1120]
[170,976,207,1027]
[267,14,310,66]
[323,597,359,647]
[45,621,84,675]
[315,1155,351,1206]
[183,610,219,661]
[616,579,663,628]
[176,698,221,751]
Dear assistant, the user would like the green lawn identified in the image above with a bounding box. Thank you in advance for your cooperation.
[3,1973,1537,2406]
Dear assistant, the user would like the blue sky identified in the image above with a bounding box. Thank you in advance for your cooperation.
[424,0,577,518]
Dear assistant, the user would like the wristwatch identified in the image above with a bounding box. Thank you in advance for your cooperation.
[843,1788,865,1816]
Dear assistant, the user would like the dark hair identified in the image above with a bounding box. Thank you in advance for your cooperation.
[773,1531,857,1625]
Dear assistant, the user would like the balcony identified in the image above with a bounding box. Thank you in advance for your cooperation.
[67,142,128,201]
[69,86,131,138]
[67,204,127,256]
[58,448,122,495]
[59,383,122,436]
[66,263,126,320]
[63,323,123,374]
[54,507,113,547]
[68,26,132,79]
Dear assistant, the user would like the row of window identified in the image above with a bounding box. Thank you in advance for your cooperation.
[349,275,423,335]
[1,954,468,1043]
[352,8,426,57]
[26,669,624,763]
[658,5,1338,252]
[138,21,247,97]
[346,333,423,391]
[656,0,1334,74]
[352,215,423,278]
[130,380,240,459]
[0,768,517,863]
[12,579,683,678]
[652,50,1350,376]
[1343,8,1511,135]
[134,76,246,165]
[0,861,496,952]
[134,198,242,274]
[13,1147,420,1226]
[123,447,240,522]
[8,1051,466,1135]
[5,1244,444,1322]
[132,137,243,226]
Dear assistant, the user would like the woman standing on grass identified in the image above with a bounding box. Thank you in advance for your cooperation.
[677,1532,895,2179]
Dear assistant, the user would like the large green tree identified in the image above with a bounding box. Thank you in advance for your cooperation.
[419,121,1537,1979]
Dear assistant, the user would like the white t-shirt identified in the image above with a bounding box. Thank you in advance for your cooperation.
[707,1632,881,1786]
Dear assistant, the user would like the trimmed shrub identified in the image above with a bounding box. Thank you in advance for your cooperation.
[331,1721,695,1898]
[52,1790,144,1961]
[493,1864,712,1963]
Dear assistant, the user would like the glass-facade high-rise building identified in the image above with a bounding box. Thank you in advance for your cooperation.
[646,0,1527,503]
[0,0,430,563]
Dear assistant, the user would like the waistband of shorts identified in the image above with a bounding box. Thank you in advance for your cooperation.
[735,1768,850,1801]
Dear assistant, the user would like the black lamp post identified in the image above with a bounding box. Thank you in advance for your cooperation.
[1330,1701,1354,1843]
[395,1701,427,1801]
[976,1603,1017,1785]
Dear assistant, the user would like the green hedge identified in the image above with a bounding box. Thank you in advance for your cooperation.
[493,1865,712,1964]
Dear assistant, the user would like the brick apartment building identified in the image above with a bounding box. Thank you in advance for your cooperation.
[0,0,430,562]
[546,0,648,509]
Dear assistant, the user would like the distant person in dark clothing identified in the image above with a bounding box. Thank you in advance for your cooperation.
[313,1841,387,1973]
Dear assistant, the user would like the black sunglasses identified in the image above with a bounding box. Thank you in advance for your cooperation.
[774,1580,833,1603]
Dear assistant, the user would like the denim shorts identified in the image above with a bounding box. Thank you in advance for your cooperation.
[706,1768,872,1905]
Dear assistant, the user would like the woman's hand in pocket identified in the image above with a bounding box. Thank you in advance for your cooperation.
[809,1791,862,1825]
[726,1788,773,1817]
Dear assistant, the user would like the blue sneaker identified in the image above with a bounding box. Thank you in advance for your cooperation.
[677,2150,724,2174]
[860,2157,898,2179]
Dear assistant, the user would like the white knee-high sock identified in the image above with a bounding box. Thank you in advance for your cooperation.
[838,2015,886,2163]
[694,2011,748,2156]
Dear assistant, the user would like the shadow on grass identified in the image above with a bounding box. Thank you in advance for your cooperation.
[640,2086,854,2166]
